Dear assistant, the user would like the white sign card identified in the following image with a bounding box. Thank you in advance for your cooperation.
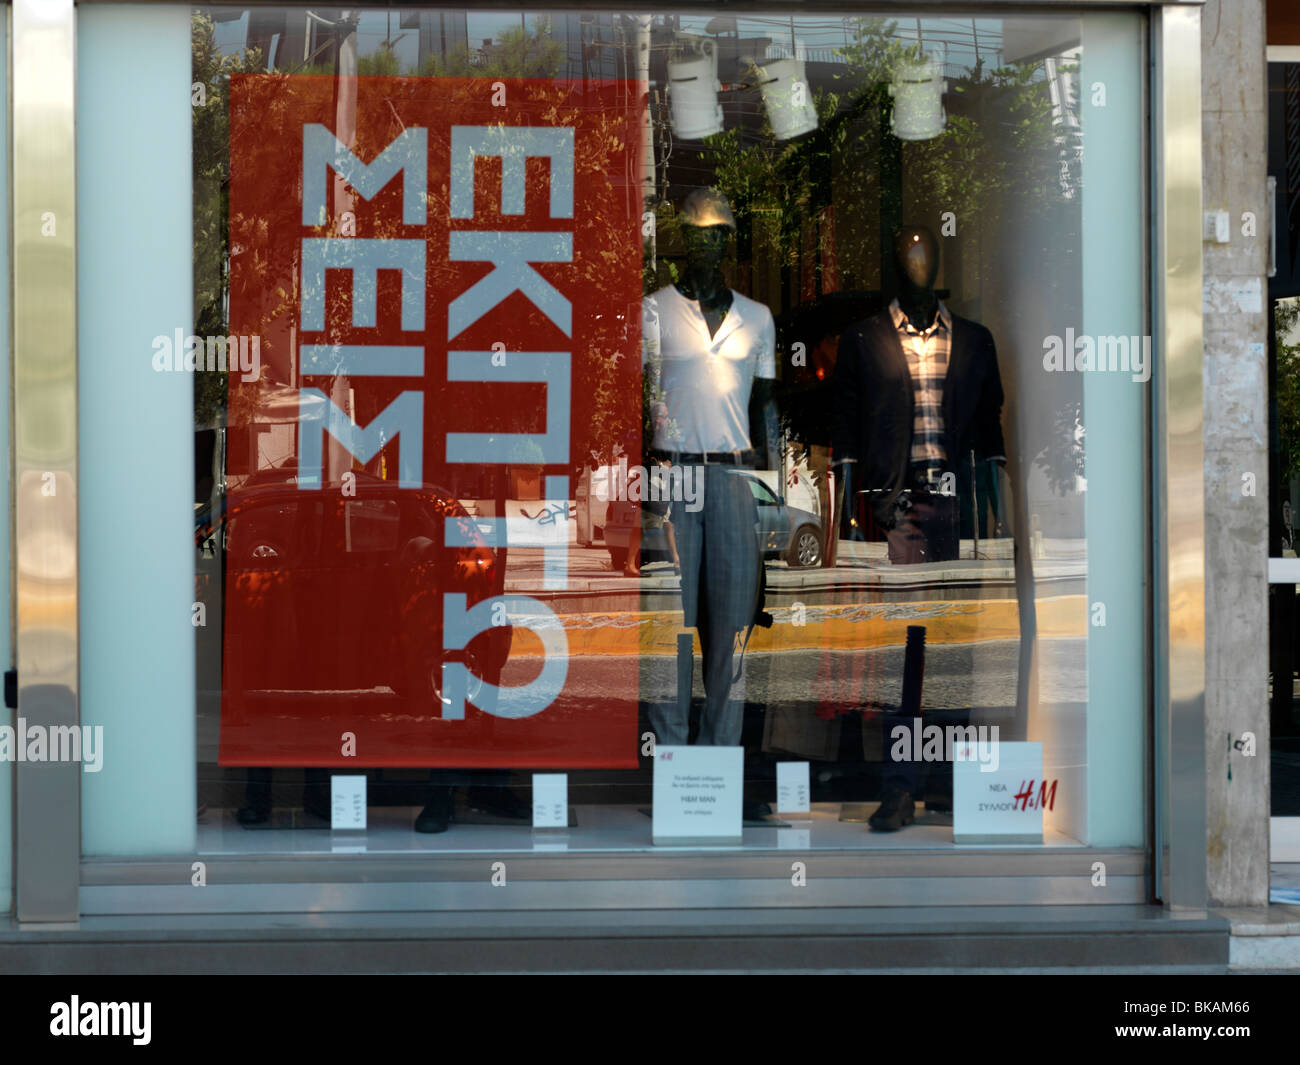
[331,774,367,831]
[532,772,568,828]
[953,740,1047,844]
[776,761,811,814]
[778,829,811,850]
[652,745,743,845]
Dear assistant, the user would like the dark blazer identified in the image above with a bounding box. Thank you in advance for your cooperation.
[831,308,1006,520]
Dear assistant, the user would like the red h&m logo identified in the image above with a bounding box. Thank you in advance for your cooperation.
[1013,779,1058,812]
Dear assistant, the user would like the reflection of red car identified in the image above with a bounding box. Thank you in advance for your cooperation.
[215,476,511,764]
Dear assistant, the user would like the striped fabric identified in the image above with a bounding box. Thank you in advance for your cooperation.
[889,298,952,469]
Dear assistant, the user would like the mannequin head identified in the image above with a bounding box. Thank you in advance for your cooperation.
[893,224,940,294]
[892,224,940,330]
[676,189,737,307]
[681,224,732,273]
[679,187,737,230]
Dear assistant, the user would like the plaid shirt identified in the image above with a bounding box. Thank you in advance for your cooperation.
[889,298,952,468]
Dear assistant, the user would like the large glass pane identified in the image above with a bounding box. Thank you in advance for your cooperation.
[79,4,196,856]
[1268,60,1300,852]
[77,6,1148,867]
[1269,291,1300,828]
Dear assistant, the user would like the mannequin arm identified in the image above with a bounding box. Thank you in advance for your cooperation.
[750,377,780,471]
[973,330,1007,460]
[987,455,1008,540]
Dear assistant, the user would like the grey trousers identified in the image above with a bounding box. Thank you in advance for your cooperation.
[647,465,759,747]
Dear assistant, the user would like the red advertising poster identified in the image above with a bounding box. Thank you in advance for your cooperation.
[219,74,643,767]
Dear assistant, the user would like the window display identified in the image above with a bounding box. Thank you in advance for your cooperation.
[830,223,1008,830]
[165,7,1149,855]
[642,188,775,753]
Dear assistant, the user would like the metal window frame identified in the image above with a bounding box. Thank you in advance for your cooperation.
[72,1,1212,7]
[1150,2,1206,914]
[7,0,1207,920]
[11,0,80,924]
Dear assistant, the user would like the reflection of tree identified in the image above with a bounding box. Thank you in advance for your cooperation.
[697,18,1075,294]
[193,12,265,431]
[1276,300,1300,488]
[1037,399,1085,496]
[413,19,634,479]
[420,22,564,79]
[357,50,402,77]
[906,59,1071,238]
[196,10,639,493]
[673,17,1083,494]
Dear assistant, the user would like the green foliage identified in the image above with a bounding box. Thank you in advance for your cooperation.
[419,22,563,79]
[357,48,402,77]
[191,13,566,439]
[192,12,264,431]
[701,16,1074,282]
[1276,299,1300,489]
[910,57,1076,232]
[686,16,1081,485]
[836,16,909,83]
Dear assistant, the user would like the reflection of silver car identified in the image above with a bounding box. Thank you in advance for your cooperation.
[605,472,824,570]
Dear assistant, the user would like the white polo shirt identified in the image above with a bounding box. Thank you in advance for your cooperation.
[642,284,776,454]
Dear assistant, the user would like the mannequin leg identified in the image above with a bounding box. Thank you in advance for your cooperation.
[646,482,705,747]
[887,494,958,564]
[887,503,926,564]
[665,518,680,571]
[646,692,691,746]
[693,467,751,747]
[696,611,742,745]
[877,494,955,829]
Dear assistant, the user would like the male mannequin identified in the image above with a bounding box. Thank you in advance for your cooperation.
[642,188,777,749]
[831,224,1006,829]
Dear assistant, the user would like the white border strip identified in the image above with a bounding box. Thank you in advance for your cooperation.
[1268,557,1300,584]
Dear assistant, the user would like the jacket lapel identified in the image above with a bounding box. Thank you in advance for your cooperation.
[941,315,967,423]
[875,311,912,489]
[875,311,910,381]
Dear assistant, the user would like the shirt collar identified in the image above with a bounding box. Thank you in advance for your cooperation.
[669,283,743,347]
[889,297,950,336]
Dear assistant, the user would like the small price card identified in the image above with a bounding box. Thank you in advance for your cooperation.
[532,773,568,828]
[776,761,811,815]
[331,774,366,830]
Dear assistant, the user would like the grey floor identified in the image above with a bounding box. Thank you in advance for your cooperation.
[1271,861,1300,904]
[195,800,1083,856]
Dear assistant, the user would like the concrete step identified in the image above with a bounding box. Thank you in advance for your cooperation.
[0,904,1231,974]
